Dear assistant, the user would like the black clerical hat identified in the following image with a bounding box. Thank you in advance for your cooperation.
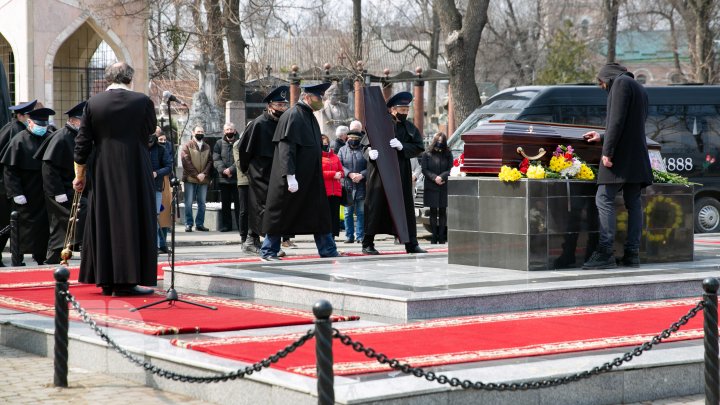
[8,100,37,114]
[263,86,290,104]
[386,92,413,108]
[301,82,332,98]
[65,101,86,118]
[27,108,55,125]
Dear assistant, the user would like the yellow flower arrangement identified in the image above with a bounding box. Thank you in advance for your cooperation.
[548,155,572,172]
[498,165,522,182]
[576,163,595,180]
[526,164,546,179]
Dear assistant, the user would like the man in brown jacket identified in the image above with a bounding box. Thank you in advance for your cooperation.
[181,126,212,232]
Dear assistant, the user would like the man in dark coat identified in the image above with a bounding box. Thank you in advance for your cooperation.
[34,101,88,264]
[237,85,289,253]
[362,92,427,255]
[582,62,652,269]
[1,107,53,265]
[0,100,36,265]
[73,62,158,296]
[260,83,340,260]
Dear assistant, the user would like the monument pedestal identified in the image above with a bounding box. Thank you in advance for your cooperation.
[447,177,694,270]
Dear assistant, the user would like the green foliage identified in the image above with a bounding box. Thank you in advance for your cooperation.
[535,22,595,85]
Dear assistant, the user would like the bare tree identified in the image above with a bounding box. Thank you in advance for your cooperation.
[667,0,718,83]
[605,0,623,63]
[435,0,491,124]
[353,0,363,62]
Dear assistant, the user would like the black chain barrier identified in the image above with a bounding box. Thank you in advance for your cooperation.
[333,300,706,391]
[59,289,314,383]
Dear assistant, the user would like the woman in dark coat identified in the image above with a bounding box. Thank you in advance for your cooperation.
[420,132,453,244]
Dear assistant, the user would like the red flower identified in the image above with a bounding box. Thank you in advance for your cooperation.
[564,152,573,160]
[519,158,529,174]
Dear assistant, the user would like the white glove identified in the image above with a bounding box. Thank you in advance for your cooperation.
[287,174,299,193]
[368,148,379,160]
[13,195,27,205]
[389,138,403,150]
[55,194,69,203]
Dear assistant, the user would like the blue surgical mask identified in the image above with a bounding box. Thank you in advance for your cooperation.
[30,125,47,136]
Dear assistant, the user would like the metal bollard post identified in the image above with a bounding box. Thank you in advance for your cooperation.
[313,300,334,405]
[53,267,71,388]
[10,211,23,266]
[702,277,719,405]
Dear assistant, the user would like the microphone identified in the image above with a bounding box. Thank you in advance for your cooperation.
[162,90,187,106]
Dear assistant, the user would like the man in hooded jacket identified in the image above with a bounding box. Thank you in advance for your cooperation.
[582,62,652,269]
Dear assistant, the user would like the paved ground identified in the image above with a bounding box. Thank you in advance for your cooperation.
[0,228,717,404]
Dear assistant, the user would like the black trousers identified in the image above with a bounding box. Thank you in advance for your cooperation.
[219,183,240,232]
[236,184,249,238]
[429,207,447,233]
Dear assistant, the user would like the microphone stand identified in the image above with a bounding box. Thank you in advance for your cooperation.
[132,100,216,312]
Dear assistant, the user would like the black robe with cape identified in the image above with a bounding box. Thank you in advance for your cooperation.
[74,88,158,287]
[0,129,49,259]
[34,124,86,255]
[0,119,26,250]
[362,118,424,243]
[262,102,331,235]
[238,111,278,236]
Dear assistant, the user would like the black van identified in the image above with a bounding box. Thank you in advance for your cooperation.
[443,85,720,233]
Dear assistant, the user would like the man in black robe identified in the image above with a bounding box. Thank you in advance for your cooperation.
[260,83,340,260]
[582,63,652,269]
[0,100,36,265]
[362,91,427,254]
[34,101,87,264]
[1,107,53,265]
[237,85,289,253]
[73,62,157,296]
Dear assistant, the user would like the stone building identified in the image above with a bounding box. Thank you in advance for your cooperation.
[0,0,149,117]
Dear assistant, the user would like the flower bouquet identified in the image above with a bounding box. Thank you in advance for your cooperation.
[498,145,595,182]
[450,152,466,177]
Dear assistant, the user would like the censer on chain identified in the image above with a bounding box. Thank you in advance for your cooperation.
[60,191,82,266]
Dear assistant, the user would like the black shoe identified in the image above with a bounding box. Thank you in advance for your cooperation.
[219,227,231,232]
[261,256,281,261]
[344,239,355,243]
[195,226,210,232]
[406,245,428,254]
[185,226,193,232]
[582,250,617,270]
[362,247,380,255]
[112,286,155,297]
[619,249,640,268]
[158,246,171,254]
[356,239,362,243]
[553,254,577,269]
[101,286,113,296]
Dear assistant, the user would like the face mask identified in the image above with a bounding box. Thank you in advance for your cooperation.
[225,132,235,139]
[158,139,166,144]
[348,139,360,148]
[322,144,330,152]
[68,123,80,131]
[270,109,284,118]
[395,113,408,122]
[30,125,47,136]
[434,142,446,149]
[194,134,204,141]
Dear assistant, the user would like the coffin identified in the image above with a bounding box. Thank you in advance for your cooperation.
[460,120,662,174]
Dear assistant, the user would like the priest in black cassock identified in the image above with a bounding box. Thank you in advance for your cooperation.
[34,101,87,264]
[0,100,36,265]
[73,62,158,297]
[0,107,53,265]
[260,82,340,260]
[236,85,289,253]
[361,92,427,255]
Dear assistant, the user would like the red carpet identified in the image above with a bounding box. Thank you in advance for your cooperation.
[172,298,705,376]
[0,284,358,335]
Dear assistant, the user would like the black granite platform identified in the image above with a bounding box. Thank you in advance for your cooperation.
[447,177,694,270]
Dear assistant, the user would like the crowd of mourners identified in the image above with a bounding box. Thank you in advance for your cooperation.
[0,82,453,266]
